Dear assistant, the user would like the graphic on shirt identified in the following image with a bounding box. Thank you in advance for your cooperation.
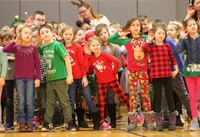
[186,63,200,72]
[16,46,34,57]
[43,49,56,78]
[130,38,146,66]
[93,60,106,72]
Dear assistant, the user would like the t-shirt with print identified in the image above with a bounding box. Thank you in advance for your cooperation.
[38,41,68,81]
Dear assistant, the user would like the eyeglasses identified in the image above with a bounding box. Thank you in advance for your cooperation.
[78,8,88,15]
[35,18,45,22]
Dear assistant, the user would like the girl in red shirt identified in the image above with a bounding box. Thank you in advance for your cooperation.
[61,25,100,130]
[86,36,129,129]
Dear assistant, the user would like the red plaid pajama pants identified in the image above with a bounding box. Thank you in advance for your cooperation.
[97,80,129,121]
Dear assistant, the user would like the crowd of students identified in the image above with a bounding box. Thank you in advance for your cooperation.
[0,0,200,133]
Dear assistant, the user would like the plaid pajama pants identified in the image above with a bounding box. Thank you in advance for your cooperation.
[128,70,151,112]
[97,80,129,121]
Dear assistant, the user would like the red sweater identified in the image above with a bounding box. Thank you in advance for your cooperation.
[125,38,149,71]
[85,51,120,83]
[65,43,86,79]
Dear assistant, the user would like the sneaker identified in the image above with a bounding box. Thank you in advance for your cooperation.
[4,123,14,130]
[101,121,111,130]
[41,123,54,131]
[0,124,5,132]
[64,121,76,131]
[189,120,199,131]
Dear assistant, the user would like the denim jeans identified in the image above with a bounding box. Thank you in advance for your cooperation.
[5,80,15,125]
[16,78,35,123]
[68,78,98,113]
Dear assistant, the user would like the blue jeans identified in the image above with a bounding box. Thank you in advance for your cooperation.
[16,78,35,123]
[68,78,98,113]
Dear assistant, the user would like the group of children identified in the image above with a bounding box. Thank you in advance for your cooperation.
[0,7,200,133]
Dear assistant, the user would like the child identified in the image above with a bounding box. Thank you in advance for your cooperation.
[0,35,7,132]
[176,18,200,130]
[60,25,100,130]
[3,26,41,132]
[138,15,150,35]
[95,24,126,128]
[37,24,76,131]
[0,29,15,130]
[142,25,179,131]
[166,21,191,126]
[108,17,155,131]
[85,35,129,129]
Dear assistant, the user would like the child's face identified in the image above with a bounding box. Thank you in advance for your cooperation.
[20,28,32,43]
[32,30,38,44]
[39,27,53,43]
[98,28,109,43]
[62,29,74,44]
[130,20,141,36]
[141,19,149,33]
[154,28,166,43]
[186,20,198,34]
[108,27,117,36]
[89,39,101,53]
[82,23,91,32]
[167,24,178,39]
[76,30,85,43]
[2,35,13,45]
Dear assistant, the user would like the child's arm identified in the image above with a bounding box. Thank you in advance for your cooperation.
[2,42,16,53]
[0,50,7,87]
[107,32,130,45]
[63,55,73,85]
[176,39,186,53]
[33,46,41,88]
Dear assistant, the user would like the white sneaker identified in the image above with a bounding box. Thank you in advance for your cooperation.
[0,124,5,132]
[189,120,199,131]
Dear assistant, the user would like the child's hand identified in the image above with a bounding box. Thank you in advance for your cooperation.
[0,77,5,87]
[172,70,178,78]
[34,79,40,88]
[180,31,188,39]
[84,44,91,55]
[66,75,73,85]
[15,34,21,44]
[82,77,88,87]
[187,4,195,17]
[119,31,130,38]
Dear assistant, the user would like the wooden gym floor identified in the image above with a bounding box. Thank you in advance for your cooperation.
[0,106,200,137]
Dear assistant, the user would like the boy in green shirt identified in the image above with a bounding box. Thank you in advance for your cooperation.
[38,24,76,131]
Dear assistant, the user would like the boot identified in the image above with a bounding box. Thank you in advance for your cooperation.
[76,108,89,128]
[107,104,116,128]
[72,113,79,130]
[27,122,33,132]
[143,111,156,131]
[168,111,177,131]
[127,112,137,131]
[176,115,183,126]
[155,112,163,131]
[91,111,100,130]
[18,122,26,132]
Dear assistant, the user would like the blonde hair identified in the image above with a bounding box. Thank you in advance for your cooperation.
[88,35,102,47]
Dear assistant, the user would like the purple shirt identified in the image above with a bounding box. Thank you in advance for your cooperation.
[3,42,41,80]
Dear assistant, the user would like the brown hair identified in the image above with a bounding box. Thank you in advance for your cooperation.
[60,25,77,45]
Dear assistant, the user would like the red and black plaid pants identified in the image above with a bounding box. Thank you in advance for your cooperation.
[97,80,129,121]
